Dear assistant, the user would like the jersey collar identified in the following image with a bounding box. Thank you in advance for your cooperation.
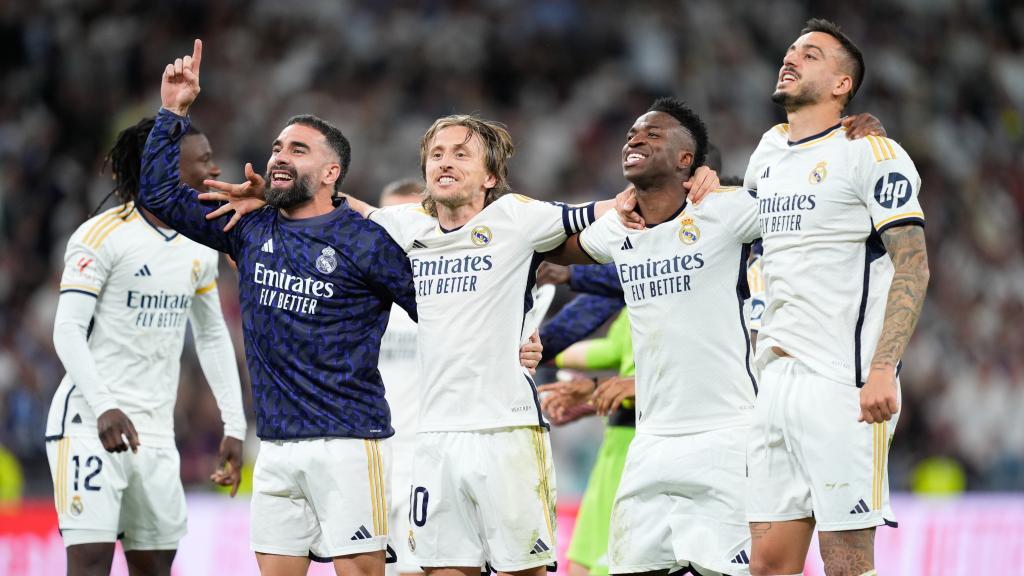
[787,122,843,147]
[638,199,688,229]
[138,207,180,242]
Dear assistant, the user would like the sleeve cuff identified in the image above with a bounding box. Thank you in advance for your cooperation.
[876,216,925,235]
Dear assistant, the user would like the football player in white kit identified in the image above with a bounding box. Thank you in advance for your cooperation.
[692,19,930,576]
[204,113,719,576]
[46,117,246,576]
[550,97,758,576]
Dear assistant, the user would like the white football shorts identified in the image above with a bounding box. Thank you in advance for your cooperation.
[46,435,186,550]
[608,426,752,576]
[250,437,392,559]
[409,426,557,572]
[388,439,421,575]
[746,355,898,531]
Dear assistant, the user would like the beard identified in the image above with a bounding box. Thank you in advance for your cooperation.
[770,81,822,112]
[265,172,315,209]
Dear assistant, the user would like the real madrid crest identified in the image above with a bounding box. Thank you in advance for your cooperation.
[408,528,416,552]
[70,495,84,516]
[678,216,700,245]
[191,259,201,284]
[470,225,492,247]
[808,161,828,184]
[316,246,338,274]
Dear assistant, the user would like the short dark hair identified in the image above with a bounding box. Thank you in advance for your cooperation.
[97,116,200,216]
[647,97,709,170]
[285,114,352,192]
[801,18,865,106]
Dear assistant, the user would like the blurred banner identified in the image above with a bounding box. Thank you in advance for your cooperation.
[1,494,1023,575]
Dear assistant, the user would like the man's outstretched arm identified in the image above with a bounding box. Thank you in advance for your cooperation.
[139,39,241,254]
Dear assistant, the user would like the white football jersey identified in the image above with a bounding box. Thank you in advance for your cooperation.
[369,194,594,432]
[46,204,221,447]
[744,124,925,386]
[380,303,420,448]
[578,189,759,435]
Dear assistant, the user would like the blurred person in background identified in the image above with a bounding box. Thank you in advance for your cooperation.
[45,114,246,576]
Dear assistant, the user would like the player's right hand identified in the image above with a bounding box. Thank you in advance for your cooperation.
[200,163,268,231]
[615,185,645,230]
[161,39,202,117]
[592,375,636,416]
[538,378,597,424]
[97,409,140,453]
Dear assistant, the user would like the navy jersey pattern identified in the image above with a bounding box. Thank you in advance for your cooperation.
[539,293,624,362]
[140,109,417,440]
[569,263,624,298]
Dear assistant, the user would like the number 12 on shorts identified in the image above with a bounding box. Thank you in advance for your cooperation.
[72,455,103,491]
[410,486,428,527]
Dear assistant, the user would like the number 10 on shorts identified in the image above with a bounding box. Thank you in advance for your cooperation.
[410,486,428,527]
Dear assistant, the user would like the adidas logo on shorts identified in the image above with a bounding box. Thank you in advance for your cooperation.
[529,538,550,555]
[351,525,373,540]
[849,498,870,514]
[730,549,750,565]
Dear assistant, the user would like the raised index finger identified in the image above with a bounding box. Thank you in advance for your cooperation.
[192,39,203,77]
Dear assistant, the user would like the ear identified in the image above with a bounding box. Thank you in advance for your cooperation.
[833,75,853,100]
[483,172,497,190]
[323,163,341,187]
[678,150,694,171]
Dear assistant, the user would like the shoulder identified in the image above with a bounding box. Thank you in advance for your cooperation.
[851,134,912,164]
[691,185,755,213]
[69,204,141,253]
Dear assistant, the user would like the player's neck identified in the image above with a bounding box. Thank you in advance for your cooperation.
[634,182,688,227]
[786,101,843,143]
[278,190,337,220]
[140,207,170,230]
[436,196,485,230]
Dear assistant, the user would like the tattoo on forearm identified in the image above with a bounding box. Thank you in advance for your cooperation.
[872,225,929,367]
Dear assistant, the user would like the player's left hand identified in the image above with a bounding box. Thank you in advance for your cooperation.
[210,436,243,497]
[161,39,203,117]
[519,331,543,374]
[858,365,900,423]
[684,164,720,205]
[592,376,636,416]
[842,113,886,139]
[536,262,570,286]
[200,162,268,231]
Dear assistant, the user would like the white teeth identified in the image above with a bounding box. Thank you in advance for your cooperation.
[439,176,455,184]
[626,153,645,163]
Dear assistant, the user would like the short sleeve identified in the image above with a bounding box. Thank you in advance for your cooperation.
[502,194,595,252]
[194,250,220,295]
[368,205,411,248]
[858,136,925,233]
[577,211,621,264]
[59,222,114,298]
[709,187,760,243]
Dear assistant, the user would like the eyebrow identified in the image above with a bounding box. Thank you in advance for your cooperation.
[271,139,310,150]
[804,44,826,57]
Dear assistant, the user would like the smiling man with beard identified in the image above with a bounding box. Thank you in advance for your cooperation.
[138,40,419,576]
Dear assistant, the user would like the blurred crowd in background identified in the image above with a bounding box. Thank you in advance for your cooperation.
[0,0,1022,499]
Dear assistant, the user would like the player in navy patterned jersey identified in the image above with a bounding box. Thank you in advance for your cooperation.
[139,40,416,576]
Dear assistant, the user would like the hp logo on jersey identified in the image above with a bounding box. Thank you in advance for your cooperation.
[874,173,912,209]
[316,247,338,274]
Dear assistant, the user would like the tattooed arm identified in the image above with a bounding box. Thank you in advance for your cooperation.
[859,224,930,423]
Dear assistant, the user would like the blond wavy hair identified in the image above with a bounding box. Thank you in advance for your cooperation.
[419,115,515,216]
